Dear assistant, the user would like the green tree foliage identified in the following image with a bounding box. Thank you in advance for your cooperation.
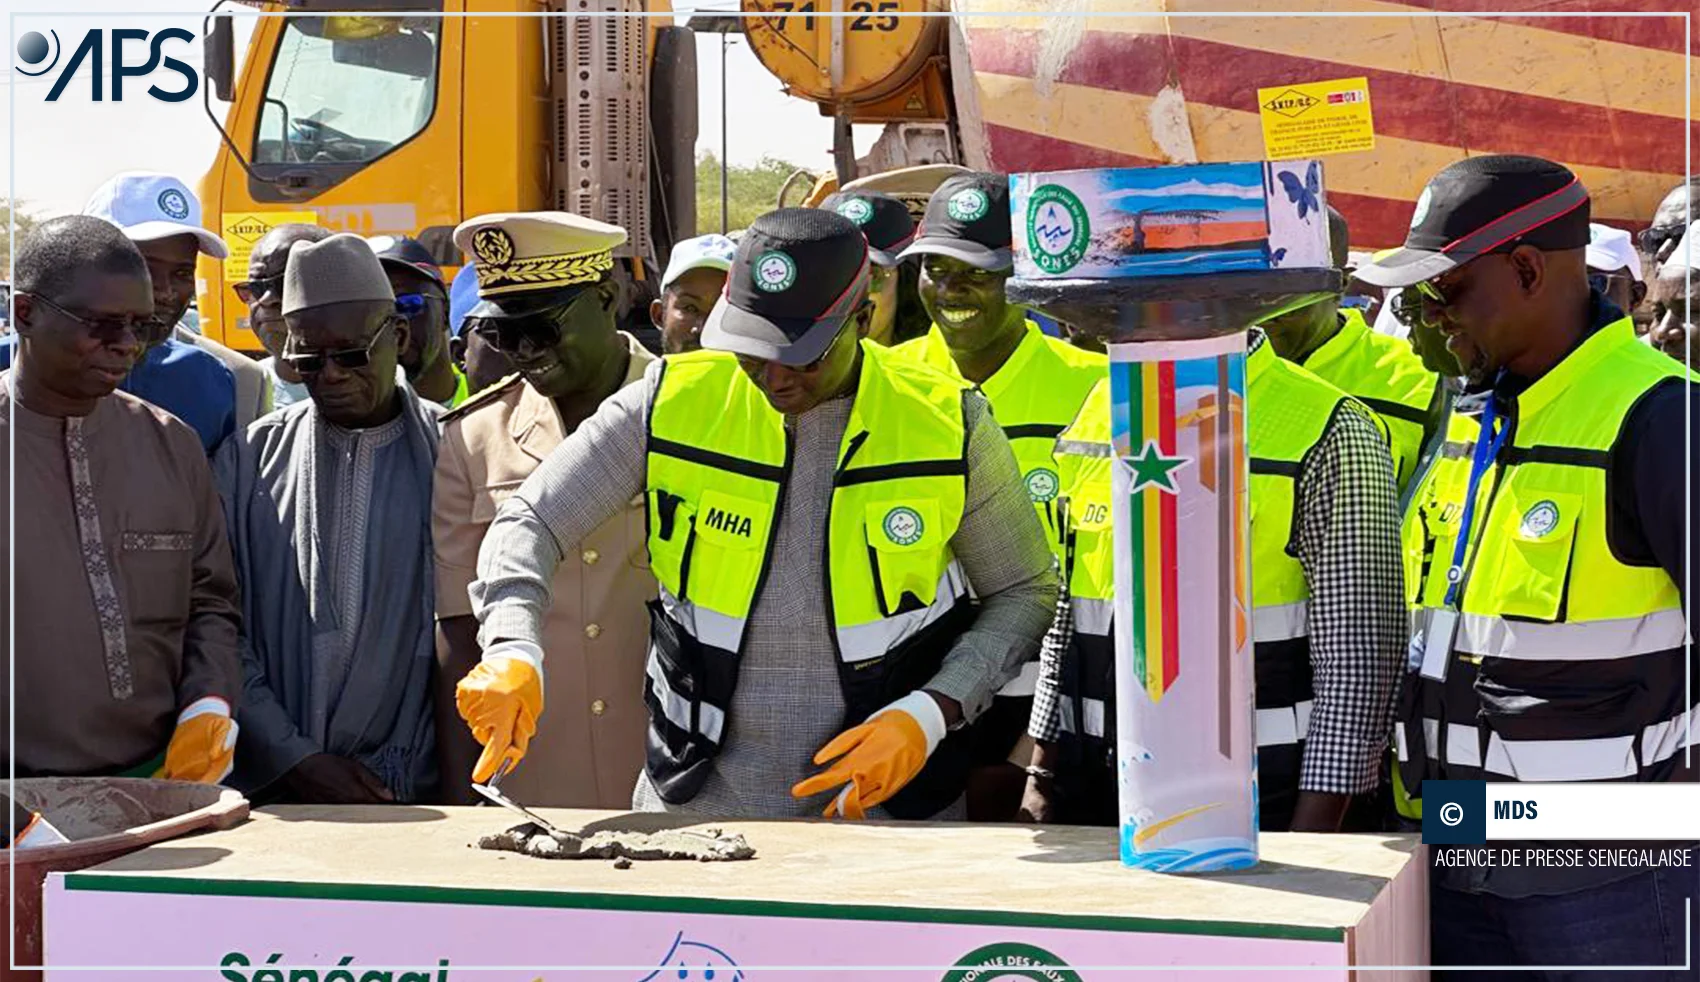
[695,152,815,236]
[0,200,41,279]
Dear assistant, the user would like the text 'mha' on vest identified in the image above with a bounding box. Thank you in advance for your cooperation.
[1397,318,1691,789]
[642,340,976,817]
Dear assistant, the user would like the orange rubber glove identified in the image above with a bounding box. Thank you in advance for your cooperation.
[791,691,948,819]
[154,697,238,784]
[455,641,545,784]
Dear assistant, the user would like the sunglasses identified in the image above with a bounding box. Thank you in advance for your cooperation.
[26,293,145,342]
[232,274,284,306]
[469,290,594,352]
[1636,224,1686,255]
[735,316,858,375]
[282,321,392,375]
[395,292,435,318]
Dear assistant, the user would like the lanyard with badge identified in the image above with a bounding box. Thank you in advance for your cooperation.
[1413,396,1508,681]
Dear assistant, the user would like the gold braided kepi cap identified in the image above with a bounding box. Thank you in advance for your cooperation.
[451,211,627,311]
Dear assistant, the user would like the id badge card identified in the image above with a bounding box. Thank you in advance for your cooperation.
[1417,607,1459,682]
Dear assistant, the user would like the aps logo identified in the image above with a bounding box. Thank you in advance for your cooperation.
[15,28,198,102]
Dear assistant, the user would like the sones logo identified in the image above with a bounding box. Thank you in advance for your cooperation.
[15,28,197,102]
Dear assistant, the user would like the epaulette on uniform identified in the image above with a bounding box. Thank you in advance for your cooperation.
[440,372,525,424]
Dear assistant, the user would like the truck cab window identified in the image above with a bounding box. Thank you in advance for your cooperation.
[252,17,439,166]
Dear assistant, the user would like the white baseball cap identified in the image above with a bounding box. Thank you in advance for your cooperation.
[661,233,737,289]
[1584,223,1642,282]
[83,172,228,259]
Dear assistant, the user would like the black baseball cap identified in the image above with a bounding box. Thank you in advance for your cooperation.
[822,190,915,267]
[896,171,1013,271]
[700,208,870,367]
[366,234,445,287]
[1356,155,1591,288]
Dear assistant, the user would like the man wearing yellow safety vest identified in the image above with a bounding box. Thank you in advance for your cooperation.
[892,172,1105,813]
[1016,328,1405,833]
[456,208,1058,820]
[1260,206,1442,495]
[1356,155,1699,972]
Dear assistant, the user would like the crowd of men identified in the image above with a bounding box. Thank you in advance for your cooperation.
[3,156,1697,976]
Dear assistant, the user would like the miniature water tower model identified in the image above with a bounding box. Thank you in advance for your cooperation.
[1009,161,1339,872]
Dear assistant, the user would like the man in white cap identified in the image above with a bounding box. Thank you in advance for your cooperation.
[650,233,736,354]
[432,212,657,808]
[82,172,271,436]
[1584,223,1647,323]
[0,175,234,454]
[216,233,442,805]
[457,207,1056,820]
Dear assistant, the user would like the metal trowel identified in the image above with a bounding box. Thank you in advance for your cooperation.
[471,760,571,838]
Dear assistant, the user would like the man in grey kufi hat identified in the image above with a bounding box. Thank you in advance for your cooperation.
[216,231,445,805]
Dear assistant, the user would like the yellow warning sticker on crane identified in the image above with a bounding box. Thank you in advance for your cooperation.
[1257,77,1375,161]
[222,211,317,281]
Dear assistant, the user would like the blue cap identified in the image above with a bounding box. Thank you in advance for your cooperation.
[448,264,480,338]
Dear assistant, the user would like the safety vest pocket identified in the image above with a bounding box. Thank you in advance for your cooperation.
[1480,489,1580,622]
[646,489,697,598]
[863,499,947,615]
[1408,495,1462,608]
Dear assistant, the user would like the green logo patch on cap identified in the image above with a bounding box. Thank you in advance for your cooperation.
[1023,467,1060,503]
[883,506,924,546]
[837,198,874,226]
[947,188,990,223]
[753,251,798,293]
[1026,184,1090,275]
[1410,186,1433,230]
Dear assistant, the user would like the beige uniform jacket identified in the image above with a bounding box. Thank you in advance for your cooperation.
[432,334,656,807]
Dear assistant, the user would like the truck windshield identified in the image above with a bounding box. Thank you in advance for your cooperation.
[252,17,440,165]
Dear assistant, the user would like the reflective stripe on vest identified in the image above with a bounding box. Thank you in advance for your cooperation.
[1398,318,1690,787]
[643,342,974,809]
[1051,378,1116,741]
[1406,703,1700,781]
[1302,308,1440,491]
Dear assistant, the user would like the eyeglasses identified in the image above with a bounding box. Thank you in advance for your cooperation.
[1637,224,1686,255]
[25,293,145,342]
[1588,271,1633,296]
[232,274,285,306]
[469,290,593,352]
[282,321,392,375]
[734,315,858,376]
[395,292,434,318]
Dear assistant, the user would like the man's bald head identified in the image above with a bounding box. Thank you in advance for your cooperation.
[249,223,330,280]
[246,223,331,364]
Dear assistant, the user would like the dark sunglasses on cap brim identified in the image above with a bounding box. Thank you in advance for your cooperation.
[1637,224,1686,254]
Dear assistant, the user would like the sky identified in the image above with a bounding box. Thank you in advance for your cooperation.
[0,0,863,220]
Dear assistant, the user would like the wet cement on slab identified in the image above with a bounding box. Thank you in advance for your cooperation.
[476,821,756,862]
